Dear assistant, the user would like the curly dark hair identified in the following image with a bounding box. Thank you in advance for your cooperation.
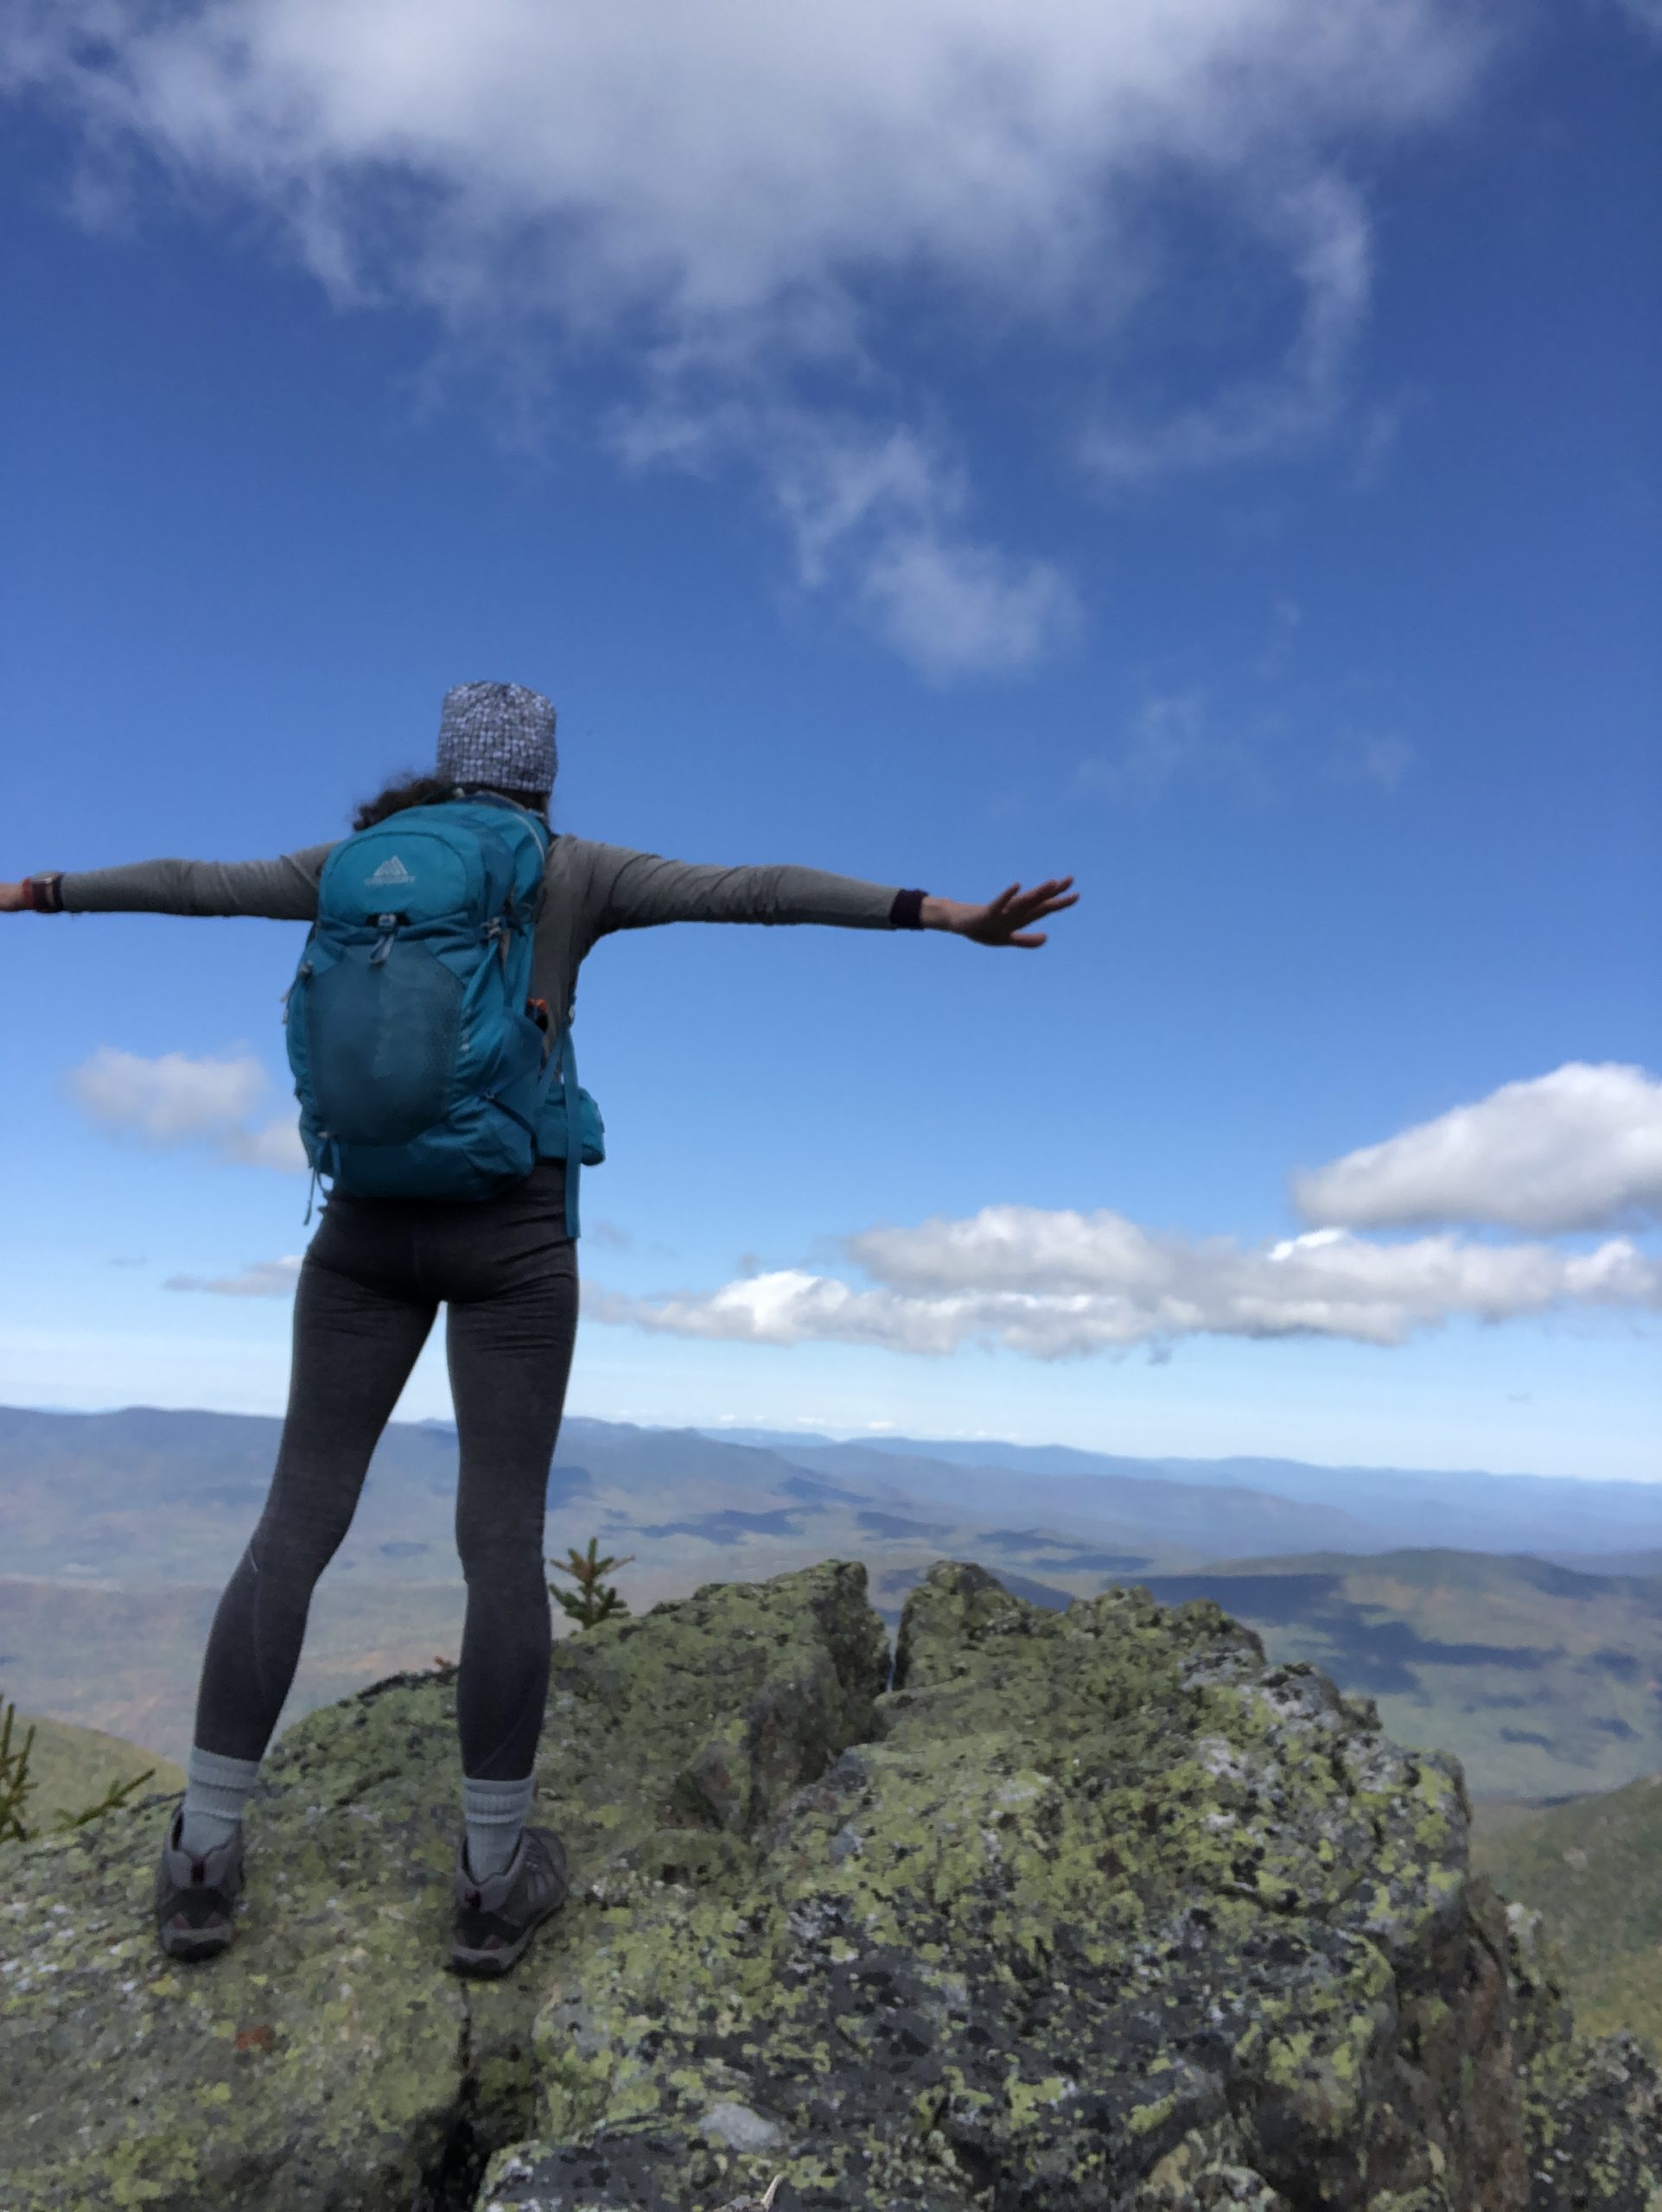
[351,772,551,833]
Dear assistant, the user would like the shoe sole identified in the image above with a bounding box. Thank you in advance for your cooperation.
[449,1885,565,1976]
[159,1916,235,1962]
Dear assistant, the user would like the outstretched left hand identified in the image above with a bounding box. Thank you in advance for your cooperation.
[927,876,1078,947]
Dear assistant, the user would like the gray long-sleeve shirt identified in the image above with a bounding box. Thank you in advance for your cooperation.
[60,836,915,1033]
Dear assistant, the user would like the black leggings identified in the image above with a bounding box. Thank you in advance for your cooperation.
[193,1160,578,1780]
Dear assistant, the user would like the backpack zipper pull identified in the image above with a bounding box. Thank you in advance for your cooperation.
[369,915,399,968]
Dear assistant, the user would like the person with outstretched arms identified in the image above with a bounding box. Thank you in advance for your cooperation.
[3,678,1078,1975]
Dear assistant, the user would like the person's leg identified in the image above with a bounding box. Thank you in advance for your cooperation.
[444,1166,578,1876]
[179,1223,436,1854]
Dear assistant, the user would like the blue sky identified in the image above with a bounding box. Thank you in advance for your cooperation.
[1,0,1658,1478]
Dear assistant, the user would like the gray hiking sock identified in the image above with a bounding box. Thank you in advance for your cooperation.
[462,1772,535,1881]
[179,1745,262,1858]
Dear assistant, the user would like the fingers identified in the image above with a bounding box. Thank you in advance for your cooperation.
[996,875,1076,912]
[968,874,1077,946]
[1009,891,1078,923]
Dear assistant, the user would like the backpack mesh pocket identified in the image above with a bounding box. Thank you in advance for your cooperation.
[305,944,463,1143]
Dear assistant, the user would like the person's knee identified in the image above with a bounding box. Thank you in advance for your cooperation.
[457,1535,551,1592]
[251,1510,353,1584]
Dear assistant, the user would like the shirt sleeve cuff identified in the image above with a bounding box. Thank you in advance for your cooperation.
[888,887,927,930]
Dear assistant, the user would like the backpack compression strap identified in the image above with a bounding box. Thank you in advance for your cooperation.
[554,1020,583,1240]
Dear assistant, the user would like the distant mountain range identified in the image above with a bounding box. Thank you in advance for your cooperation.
[4,1402,1662,1797]
[0,1402,1385,1586]
[5,1403,1659,1567]
[695,1424,1662,1559]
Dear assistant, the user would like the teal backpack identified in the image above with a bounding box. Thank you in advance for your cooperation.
[283,792,603,1230]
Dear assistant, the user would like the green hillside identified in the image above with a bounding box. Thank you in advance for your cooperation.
[0,1577,474,1769]
[1470,1775,1662,2054]
[1137,1549,1662,1800]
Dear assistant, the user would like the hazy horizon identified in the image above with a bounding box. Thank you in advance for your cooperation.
[4,1395,1660,1491]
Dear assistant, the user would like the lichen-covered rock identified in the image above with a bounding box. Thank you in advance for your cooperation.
[5,1557,1659,2211]
[0,1560,887,2211]
[474,1563,1662,2212]
[1500,1897,1662,2210]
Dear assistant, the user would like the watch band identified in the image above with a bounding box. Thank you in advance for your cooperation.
[24,874,65,912]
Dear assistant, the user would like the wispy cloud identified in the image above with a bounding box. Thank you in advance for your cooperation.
[1293,1063,1662,1234]
[617,404,1079,677]
[1081,646,1413,811]
[1328,731,1416,791]
[4,0,1492,673]
[1085,174,1374,486]
[165,1257,303,1298]
[588,1064,1662,1359]
[585,1219,635,1254]
[1076,690,1268,806]
[1609,0,1662,42]
[69,1048,305,1173]
[1255,595,1304,679]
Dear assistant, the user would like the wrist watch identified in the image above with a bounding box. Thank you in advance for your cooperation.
[23,874,65,912]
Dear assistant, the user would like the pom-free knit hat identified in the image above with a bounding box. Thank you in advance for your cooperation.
[436,681,557,793]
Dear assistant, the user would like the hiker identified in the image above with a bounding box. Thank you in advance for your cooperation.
[3,678,1078,1977]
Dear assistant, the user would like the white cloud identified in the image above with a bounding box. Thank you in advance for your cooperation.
[222,1120,310,1173]
[1293,1064,1662,1233]
[3,0,1492,671]
[766,416,1079,673]
[69,1047,306,1173]
[858,527,1078,680]
[588,1205,1659,1360]
[589,1064,1662,1360]
[165,1256,304,1298]
[70,1046,264,1142]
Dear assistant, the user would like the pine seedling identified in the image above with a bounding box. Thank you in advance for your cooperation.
[549,1536,635,1630]
[1,1698,40,1845]
[1,1694,158,1840]
[46,1766,158,1832]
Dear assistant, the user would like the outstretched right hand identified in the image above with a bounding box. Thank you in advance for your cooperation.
[0,883,31,914]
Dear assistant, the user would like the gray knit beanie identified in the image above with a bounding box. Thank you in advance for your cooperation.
[436,681,557,793]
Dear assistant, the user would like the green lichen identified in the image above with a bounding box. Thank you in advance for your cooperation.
[479,1562,1647,2208]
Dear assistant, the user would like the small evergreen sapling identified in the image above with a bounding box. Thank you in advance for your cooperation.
[0,1699,38,1844]
[48,1767,160,1831]
[548,1536,635,1629]
[1,1694,157,1841]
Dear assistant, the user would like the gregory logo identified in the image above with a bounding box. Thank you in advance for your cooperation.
[366,855,416,887]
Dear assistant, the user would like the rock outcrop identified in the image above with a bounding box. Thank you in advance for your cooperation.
[2,1558,1659,2210]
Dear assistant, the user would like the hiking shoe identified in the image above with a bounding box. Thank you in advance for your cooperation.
[449,1823,569,1977]
[153,1803,245,1962]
